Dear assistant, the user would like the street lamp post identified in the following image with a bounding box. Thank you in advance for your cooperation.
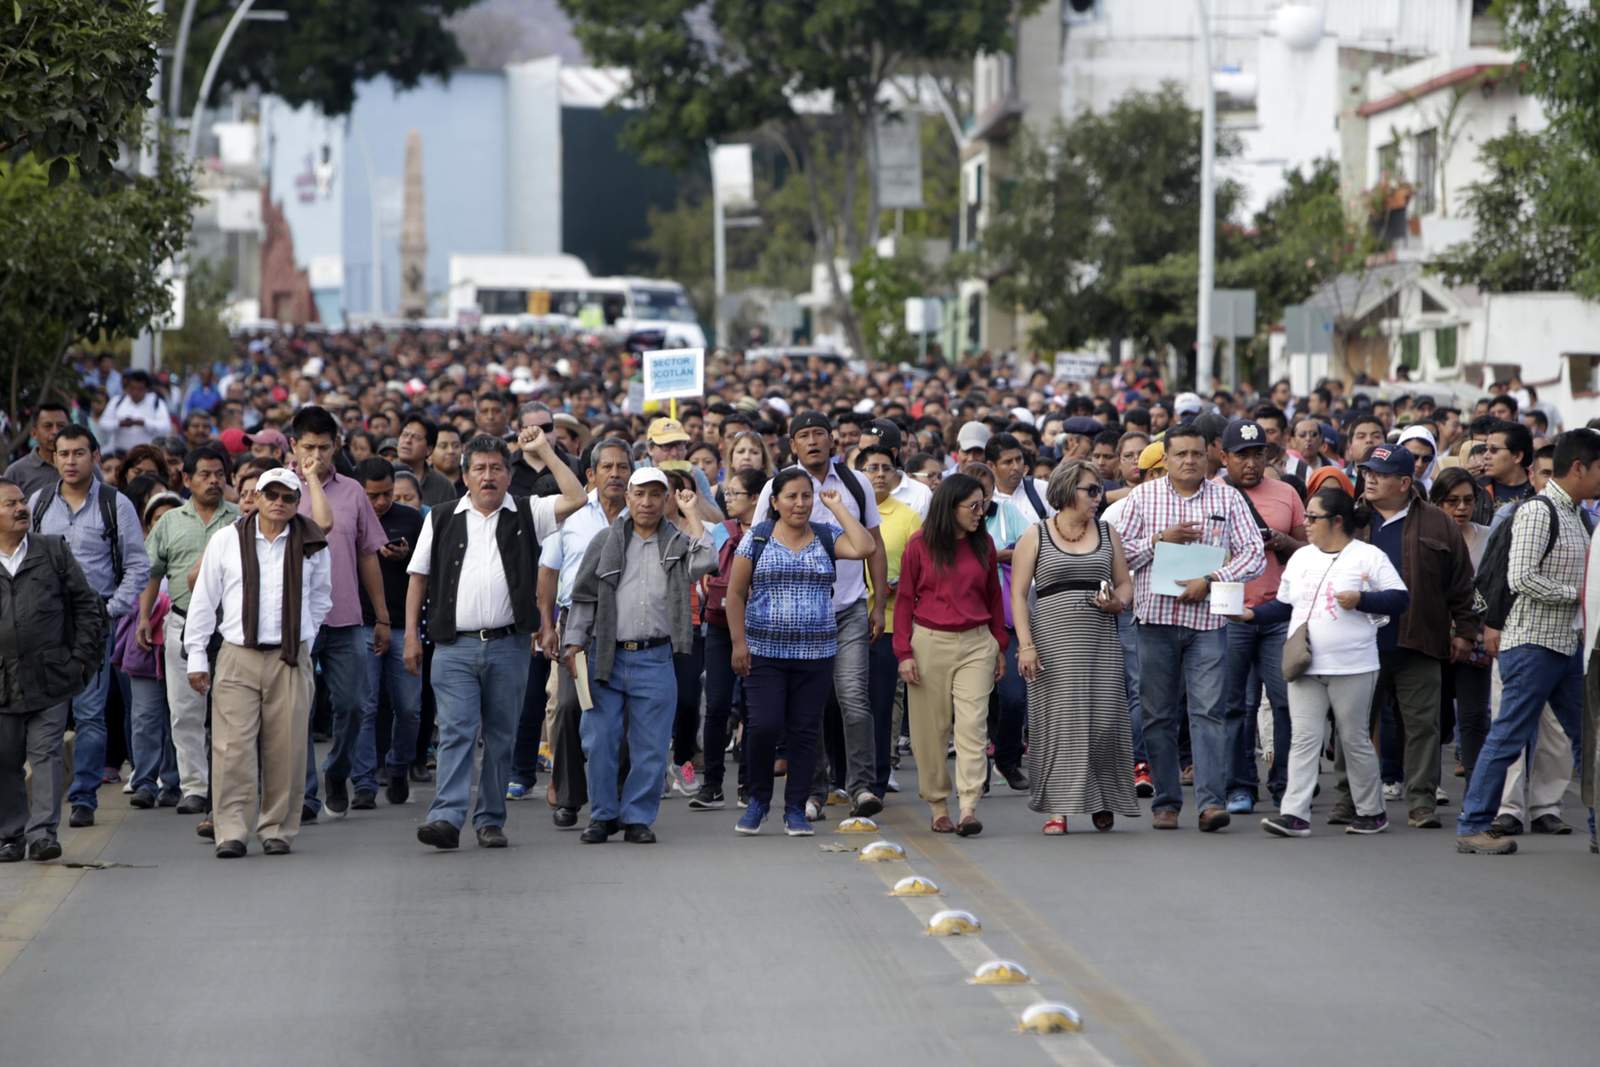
[1194,0,1216,393]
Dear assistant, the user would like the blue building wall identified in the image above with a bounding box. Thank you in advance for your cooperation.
[341,73,511,317]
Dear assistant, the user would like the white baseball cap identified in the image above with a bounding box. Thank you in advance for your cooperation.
[957,421,991,451]
[256,468,301,496]
[628,468,670,490]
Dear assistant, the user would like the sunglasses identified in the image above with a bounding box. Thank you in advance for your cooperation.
[1305,512,1331,523]
[1079,484,1104,499]
[260,488,300,504]
[960,499,987,513]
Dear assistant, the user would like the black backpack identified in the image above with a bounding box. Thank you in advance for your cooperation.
[31,482,124,588]
[1473,496,1590,630]
[746,520,837,573]
[832,458,868,520]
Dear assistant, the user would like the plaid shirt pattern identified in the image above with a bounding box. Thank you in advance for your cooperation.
[1504,480,1589,655]
[1120,477,1267,630]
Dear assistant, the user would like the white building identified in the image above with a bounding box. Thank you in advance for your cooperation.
[958,0,1496,355]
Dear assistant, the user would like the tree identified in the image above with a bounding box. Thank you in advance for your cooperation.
[0,152,198,445]
[559,0,1028,356]
[1430,128,1594,294]
[978,85,1242,352]
[0,0,164,182]
[173,0,484,117]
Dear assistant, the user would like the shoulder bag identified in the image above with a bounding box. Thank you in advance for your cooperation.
[1281,547,1344,682]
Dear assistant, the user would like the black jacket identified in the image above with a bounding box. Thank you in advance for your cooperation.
[0,534,106,715]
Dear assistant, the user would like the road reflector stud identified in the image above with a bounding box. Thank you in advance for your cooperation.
[890,875,940,897]
[837,817,878,833]
[1018,1002,1084,1034]
[970,959,1030,985]
[926,909,982,936]
[858,840,906,862]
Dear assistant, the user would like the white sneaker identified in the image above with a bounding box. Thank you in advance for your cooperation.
[1382,782,1402,802]
[886,773,900,793]
[121,779,135,794]
[1435,786,1450,805]
[804,798,823,822]
[674,761,698,796]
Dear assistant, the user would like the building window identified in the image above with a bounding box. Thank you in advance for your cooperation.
[967,292,982,348]
[964,162,985,250]
[1400,332,1421,372]
[1377,141,1401,183]
[1435,325,1457,368]
[1414,129,1438,215]
[1570,353,1600,395]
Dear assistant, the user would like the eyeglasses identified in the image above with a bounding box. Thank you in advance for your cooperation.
[722,489,749,500]
[959,499,987,513]
[1305,512,1331,523]
[1079,484,1104,499]
[260,488,299,504]
[912,471,940,482]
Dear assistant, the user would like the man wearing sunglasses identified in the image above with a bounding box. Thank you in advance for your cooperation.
[184,468,333,858]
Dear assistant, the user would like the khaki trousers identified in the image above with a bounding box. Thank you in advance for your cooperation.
[212,642,313,846]
[907,626,998,817]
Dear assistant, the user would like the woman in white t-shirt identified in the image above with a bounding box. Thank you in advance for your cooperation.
[1248,488,1409,838]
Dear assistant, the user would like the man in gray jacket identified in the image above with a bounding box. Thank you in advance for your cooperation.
[562,468,715,844]
[0,478,107,862]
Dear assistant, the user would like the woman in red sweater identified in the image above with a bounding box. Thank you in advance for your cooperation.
[893,473,1008,836]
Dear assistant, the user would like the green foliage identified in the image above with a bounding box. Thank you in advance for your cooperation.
[562,0,1026,355]
[850,248,938,364]
[175,0,482,116]
[978,85,1243,351]
[0,151,198,432]
[1497,0,1600,158]
[0,0,163,180]
[1430,128,1598,295]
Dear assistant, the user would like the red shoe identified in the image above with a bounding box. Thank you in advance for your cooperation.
[1133,762,1154,798]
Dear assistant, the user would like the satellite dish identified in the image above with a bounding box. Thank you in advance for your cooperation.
[1273,3,1325,51]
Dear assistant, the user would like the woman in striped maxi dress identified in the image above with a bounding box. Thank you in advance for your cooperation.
[1010,460,1139,834]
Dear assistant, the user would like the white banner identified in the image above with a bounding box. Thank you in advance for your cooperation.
[876,115,923,210]
[1054,352,1102,382]
[642,347,705,401]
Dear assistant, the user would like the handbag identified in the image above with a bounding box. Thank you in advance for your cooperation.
[1281,548,1343,682]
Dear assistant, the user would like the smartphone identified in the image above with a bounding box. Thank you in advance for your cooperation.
[1098,579,1113,600]
[385,538,406,550]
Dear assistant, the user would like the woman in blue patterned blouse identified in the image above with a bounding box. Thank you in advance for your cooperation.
[724,468,875,837]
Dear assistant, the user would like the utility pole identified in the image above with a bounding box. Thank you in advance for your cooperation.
[1194,0,1216,393]
[130,0,166,373]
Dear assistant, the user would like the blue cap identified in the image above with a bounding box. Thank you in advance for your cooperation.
[1359,443,1414,476]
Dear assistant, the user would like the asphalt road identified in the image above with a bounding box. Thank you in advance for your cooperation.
[1,751,1593,1067]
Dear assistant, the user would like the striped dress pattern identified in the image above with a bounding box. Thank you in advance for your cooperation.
[1025,520,1140,817]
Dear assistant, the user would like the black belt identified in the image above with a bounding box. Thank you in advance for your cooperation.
[171,605,187,618]
[1036,579,1103,599]
[253,643,282,652]
[617,636,670,651]
[459,626,517,642]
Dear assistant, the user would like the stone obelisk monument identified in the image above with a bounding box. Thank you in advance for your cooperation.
[399,130,428,319]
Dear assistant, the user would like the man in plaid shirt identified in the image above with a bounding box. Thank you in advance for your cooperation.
[1120,425,1266,832]
[1458,428,1600,855]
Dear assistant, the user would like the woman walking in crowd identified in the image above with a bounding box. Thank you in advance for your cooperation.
[113,491,184,809]
[1430,467,1493,783]
[1010,460,1139,834]
[724,470,875,835]
[695,467,768,811]
[893,473,1007,837]
[1256,489,1409,838]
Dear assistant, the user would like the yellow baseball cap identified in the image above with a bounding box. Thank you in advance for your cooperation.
[647,417,691,445]
[1137,440,1166,472]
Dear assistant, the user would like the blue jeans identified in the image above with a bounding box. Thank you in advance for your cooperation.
[1225,618,1291,801]
[581,643,677,826]
[427,633,529,831]
[127,676,179,796]
[302,624,369,812]
[1117,612,1148,764]
[352,626,422,793]
[867,633,900,795]
[67,631,118,810]
[809,600,874,801]
[1139,624,1229,813]
[1457,643,1583,835]
[990,631,1027,772]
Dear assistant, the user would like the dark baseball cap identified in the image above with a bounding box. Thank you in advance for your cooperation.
[788,410,833,435]
[865,418,902,451]
[1222,419,1269,453]
[1359,443,1415,476]
[1062,416,1104,437]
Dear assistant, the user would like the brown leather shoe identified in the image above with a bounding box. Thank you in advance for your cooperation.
[1151,809,1180,830]
[1198,806,1232,832]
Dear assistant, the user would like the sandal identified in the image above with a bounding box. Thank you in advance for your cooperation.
[931,815,955,833]
[1092,811,1114,832]
[1042,817,1068,835]
[956,813,983,837]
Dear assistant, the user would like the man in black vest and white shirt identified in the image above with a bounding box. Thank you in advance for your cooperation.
[404,430,585,850]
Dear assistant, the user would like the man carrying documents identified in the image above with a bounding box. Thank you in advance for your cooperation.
[1117,423,1266,833]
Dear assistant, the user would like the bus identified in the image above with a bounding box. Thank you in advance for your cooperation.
[447,255,706,346]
